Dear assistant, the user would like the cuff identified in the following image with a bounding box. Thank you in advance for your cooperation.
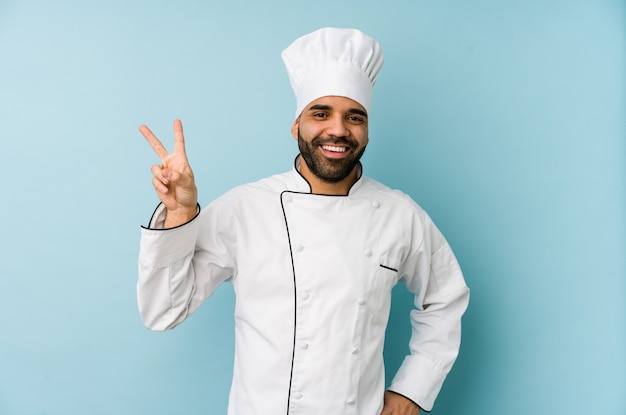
[141,203,201,230]
[388,354,447,412]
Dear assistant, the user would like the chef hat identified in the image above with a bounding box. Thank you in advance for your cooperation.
[282,27,384,118]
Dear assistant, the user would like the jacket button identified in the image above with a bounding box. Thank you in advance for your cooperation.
[351,347,359,354]
[300,292,310,300]
[295,244,304,252]
[294,392,303,400]
[347,397,356,405]
[357,299,366,306]
[364,249,372,257]
[300,343,309,350]
[372,200,380,208]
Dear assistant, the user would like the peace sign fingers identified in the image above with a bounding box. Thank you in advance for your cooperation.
[139,120,192,175]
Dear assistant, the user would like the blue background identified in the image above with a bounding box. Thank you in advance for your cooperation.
[1,1,624,414]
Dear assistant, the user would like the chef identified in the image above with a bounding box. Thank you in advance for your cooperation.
[137,27,469,415]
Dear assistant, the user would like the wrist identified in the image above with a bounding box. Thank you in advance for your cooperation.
[164,205,198,228]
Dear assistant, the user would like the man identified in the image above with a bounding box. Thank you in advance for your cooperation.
[138,28,469,415]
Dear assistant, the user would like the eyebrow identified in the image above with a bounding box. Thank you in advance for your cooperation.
[308,104,368,118]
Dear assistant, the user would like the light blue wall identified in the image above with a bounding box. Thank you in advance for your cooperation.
[1,1,624,414]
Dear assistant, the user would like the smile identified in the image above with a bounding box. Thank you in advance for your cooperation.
[321,144,347,153]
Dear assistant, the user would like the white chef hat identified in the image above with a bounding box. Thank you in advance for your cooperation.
[281,27,384,119]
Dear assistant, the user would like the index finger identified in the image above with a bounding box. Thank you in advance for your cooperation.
[139,124,169,160]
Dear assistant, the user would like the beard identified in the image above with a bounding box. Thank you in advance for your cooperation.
[297,128,367,183]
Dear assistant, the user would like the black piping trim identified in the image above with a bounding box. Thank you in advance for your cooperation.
[280,191,297,415]
[140,202,201,231]
[379,264,398,272]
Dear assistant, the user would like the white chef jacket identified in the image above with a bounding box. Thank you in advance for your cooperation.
[138,161,469,414]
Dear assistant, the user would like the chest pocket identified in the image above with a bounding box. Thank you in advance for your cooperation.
[379,254,401,277]
[357,254,400,314]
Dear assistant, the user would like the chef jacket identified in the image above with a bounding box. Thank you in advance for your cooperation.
[138,160,469,414]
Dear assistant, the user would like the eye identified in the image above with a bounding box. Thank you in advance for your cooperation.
[347,115,365,123]
[312,112,328,118]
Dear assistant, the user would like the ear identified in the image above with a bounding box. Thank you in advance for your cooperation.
[291,117,300,140]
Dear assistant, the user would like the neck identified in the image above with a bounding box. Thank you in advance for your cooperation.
[297,156,360,195]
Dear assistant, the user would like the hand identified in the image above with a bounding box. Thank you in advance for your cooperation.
[380,391,420,415]
[139,119,198,227]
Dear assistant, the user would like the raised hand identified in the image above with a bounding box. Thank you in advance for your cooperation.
[139,119,198,228]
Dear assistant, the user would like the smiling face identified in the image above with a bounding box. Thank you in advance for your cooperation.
[291,96,369,194]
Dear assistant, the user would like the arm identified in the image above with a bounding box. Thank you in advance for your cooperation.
[137,120,232,331]
[387,218,470,412]
[137,202,236,331]
[138,214,201,330]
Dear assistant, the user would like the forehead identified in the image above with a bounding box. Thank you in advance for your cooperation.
[305,96,367,114]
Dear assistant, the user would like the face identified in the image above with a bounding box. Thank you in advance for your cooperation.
[291,96,369,183]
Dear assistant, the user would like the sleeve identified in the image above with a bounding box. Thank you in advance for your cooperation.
[137,202,236,331]
[387,215,470,412]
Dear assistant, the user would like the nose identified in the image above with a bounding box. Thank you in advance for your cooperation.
[325,115,350,137]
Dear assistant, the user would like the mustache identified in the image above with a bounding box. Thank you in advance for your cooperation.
[311,136,358,147]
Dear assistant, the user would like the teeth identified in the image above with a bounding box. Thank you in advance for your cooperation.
[322,145,347,152]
